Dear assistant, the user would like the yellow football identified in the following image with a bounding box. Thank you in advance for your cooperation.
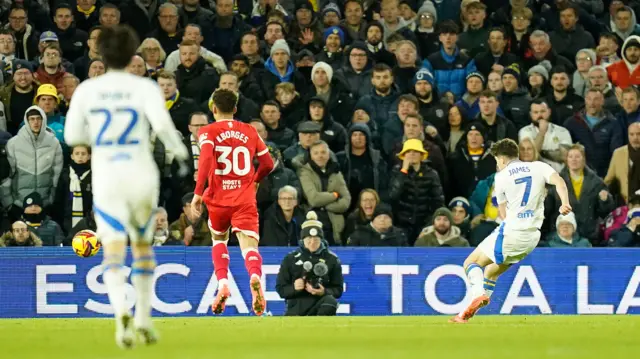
[72,230,101,258]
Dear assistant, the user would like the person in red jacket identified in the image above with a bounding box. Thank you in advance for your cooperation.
[608,35,640,89]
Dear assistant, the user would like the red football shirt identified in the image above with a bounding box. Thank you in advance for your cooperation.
[195,120,273,207]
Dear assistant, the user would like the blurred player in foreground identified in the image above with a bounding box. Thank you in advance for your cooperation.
[451,139,572,323]
[191,89,274,316]
[64,25,189,347]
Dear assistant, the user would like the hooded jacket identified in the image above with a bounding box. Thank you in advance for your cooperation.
[0,230,43,247]
[354,86,401,127]
[306,78,356,127]
[414,225,469,247]
[378,17,417,45]
[607,6,640,43]
[261,202,305,246]
[499,87,532,130]
[608,35,640,89]
[334,42,374,100]
[175,57,220,103]
[0,106,63,208]
[422,47,478,98]
[347,223,408,247]
[304,97,348,154]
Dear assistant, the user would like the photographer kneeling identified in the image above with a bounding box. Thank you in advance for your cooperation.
[276,211,344,316]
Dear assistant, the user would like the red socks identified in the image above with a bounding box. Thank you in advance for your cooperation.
[211,243,230,281]
[243,249,263,278]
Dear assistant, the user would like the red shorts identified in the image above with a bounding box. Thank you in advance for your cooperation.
[206,201,260,241]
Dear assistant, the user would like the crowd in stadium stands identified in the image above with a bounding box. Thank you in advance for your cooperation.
[0,0,639,249]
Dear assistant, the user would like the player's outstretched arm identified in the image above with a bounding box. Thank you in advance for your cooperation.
[549,172,572,215]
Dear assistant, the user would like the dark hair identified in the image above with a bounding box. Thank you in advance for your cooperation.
[98,25,140,69]
[44,42,63,56]
[26,109,42,118]
[240,31,258,42]
[189,112,209,124]
[490,138,519,159]
[437,20,459,35]
[615,6,633,17]
[10,4,27,15]
[488,27,506,39]
[54,3,73,14]
[479,89,498,99]
[185,23,202,34]
[398,94,419,108]
[599,32,620,45]
[211,89,238,113]
[261,100,281,111]
[345,0,364,10]
[266,21,286,35]
[629,194,640,206]
[558,3,579,17]
[100,3,120,15]
[372,63,393,75]
[530,98,550,108]
[0,29,15,41]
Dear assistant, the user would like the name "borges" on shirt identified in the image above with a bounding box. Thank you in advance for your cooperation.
[216,131,248,144]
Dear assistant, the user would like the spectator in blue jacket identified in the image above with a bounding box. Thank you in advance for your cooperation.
[546,212,592,247]
[564,88,625,177]
[422,20,477,99]
[354,63,401,127]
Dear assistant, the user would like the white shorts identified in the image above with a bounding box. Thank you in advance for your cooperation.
[92,171,160,245]
[477,222,541,265]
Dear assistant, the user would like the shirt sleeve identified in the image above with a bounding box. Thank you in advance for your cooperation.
[536,161,557,184]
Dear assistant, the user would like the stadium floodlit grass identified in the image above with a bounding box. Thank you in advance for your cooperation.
[1,316,638,358]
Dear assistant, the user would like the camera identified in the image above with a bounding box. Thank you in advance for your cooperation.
[303,261,329,289]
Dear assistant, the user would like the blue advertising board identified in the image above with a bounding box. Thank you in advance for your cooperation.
[0,247,639,318]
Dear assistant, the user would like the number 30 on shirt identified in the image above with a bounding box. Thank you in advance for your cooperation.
[215,145,251,176]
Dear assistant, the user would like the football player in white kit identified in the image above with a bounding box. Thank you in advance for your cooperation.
[64,25,189,347]
[450,139,572,323]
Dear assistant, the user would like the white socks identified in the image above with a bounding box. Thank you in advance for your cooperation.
[131,274,153,328]
[103,266,128,318]
[465,263,485,298]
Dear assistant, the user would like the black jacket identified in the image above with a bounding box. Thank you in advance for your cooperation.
[524,49,575,74]
[306,79,355,127]
[266,122,296,153]
[347,223,408,247]
[392,66,419,95]
[72,53,100,81]
[239,72,265,105]
[119,0,161,41]
[147,28,183,55]
[304,97,348,154]
[314,50,345,71]
[202,94,259,125]
[500,88,532,130]
[256,66,309,102]
[388,162,444,229]
[257,159,302,212]
[261,203,305,246]
[176,57,219,103]
[170,95,200,137]
[73,5,100,32]
[473,51,520,79]
[334,43,373,100]
[54,25,88,62]
[204,14,252,62]
[549,25,595,64]
[54,165,92,234]
[545,91,584,125]
[475,114,518,143]
[415,29,440,59]
[275,243,344,316]
[279,95,307,130]
[447,142,496,199]
[178,5,214,32]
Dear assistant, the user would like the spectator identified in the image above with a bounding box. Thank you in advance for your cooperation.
[184,112,208,179]
[260,101,294,152]
[0,60,36,135]
[548,4,595,62]
[608,35,640,89]
[304,96,347,154]
[213,71,259,124]
[389,139,444,243]
[307,61,355,127]
[449,196,471,239]
[179,0,213,31]
[611,6,640,43]
[399,0,419,31]
[527,60,551,100]
[617,87,640,141]
[250,1,289,27]
[262,21,286,59]
[500,64,531,130]
[152,207,182,246]
[608,207,640,247]
[52,4,88,62]
[393,40,419,94]
[506,6,533,59]
[169,192,212,246]
[229,54,263,105]
[0,220,42,247]
[445,104,468,153]
[587,65,622,114]
[125,55,147,77]
[87,59,105,78]
[457,1,490,58]
[275,82,306,129]
[74,0,100,32]
[447,122,496,199]
[605,122,640,203]
[467,172,500,246]
[283,121,324,169]
[7,5,39,61]
[524,30,574,74]
[1,106,63,219]
[476,89,517,142]
[344,188,380,240]
[33,43,68,94]
[334,42,373,100]
[297,140,351,245]
[165,24,226,74]
[364,22,396,67]
[258,39,308,100]
[354,63,400,127]
[564,89,624,177]
[148,3,183,53]
[175,40,219,103]
[603,195,640,242]
[519,99,572,172]
[414,2,439,58]
[473,27,519,79]
[337,123,388,210]
[0,30,17,76]
[547,66,585,124]
[98,3,120,27]
[383,94,420,156]
[72,26,101,82]
[262,185,306,246]
[414,69,448,135]
[54,145,92,234]
[287,1,323,54]
[257,145,302,213]
[572,49,596,98]
[347,203,408,246]
[315,26,345,70]
[546,212,592,247]
[597,32,621,68]
[546,144,615,244]
[157,70,199,137]
[34,84,65,143]
[422,20,477,99]
[379,0,416,44]
[137,38,166,80]
[59,73,79,115]
[415,207,469,247]
[21,192,64,246]
[518,137,539,162]
[341,0,368,42]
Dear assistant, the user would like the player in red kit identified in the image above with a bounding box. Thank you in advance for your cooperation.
[191,89,274,316]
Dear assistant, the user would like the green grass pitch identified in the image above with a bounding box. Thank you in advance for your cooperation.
[1,316,638,358]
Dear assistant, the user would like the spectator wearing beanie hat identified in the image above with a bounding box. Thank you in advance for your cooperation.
[399,0,419,31]
[449,196,472,238]
[364,22,397,67]
[414,68,449,137]
[455,71,486,119]
[1,59,36,135]
[21,191,65,246]
[546,212,592,247]
[322,2,342,27]
[315,26,346,69]
[334,41,374,99]
[288,1,323,54]
[414,207,470,247]
[259,38,309,100]
[389,138,444,244]
[527,59,552,99]
[414,1,440,58]
[308,61,355,127]
[347,203,408,246]
[500,63,532,130]
[447,121,496,199]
